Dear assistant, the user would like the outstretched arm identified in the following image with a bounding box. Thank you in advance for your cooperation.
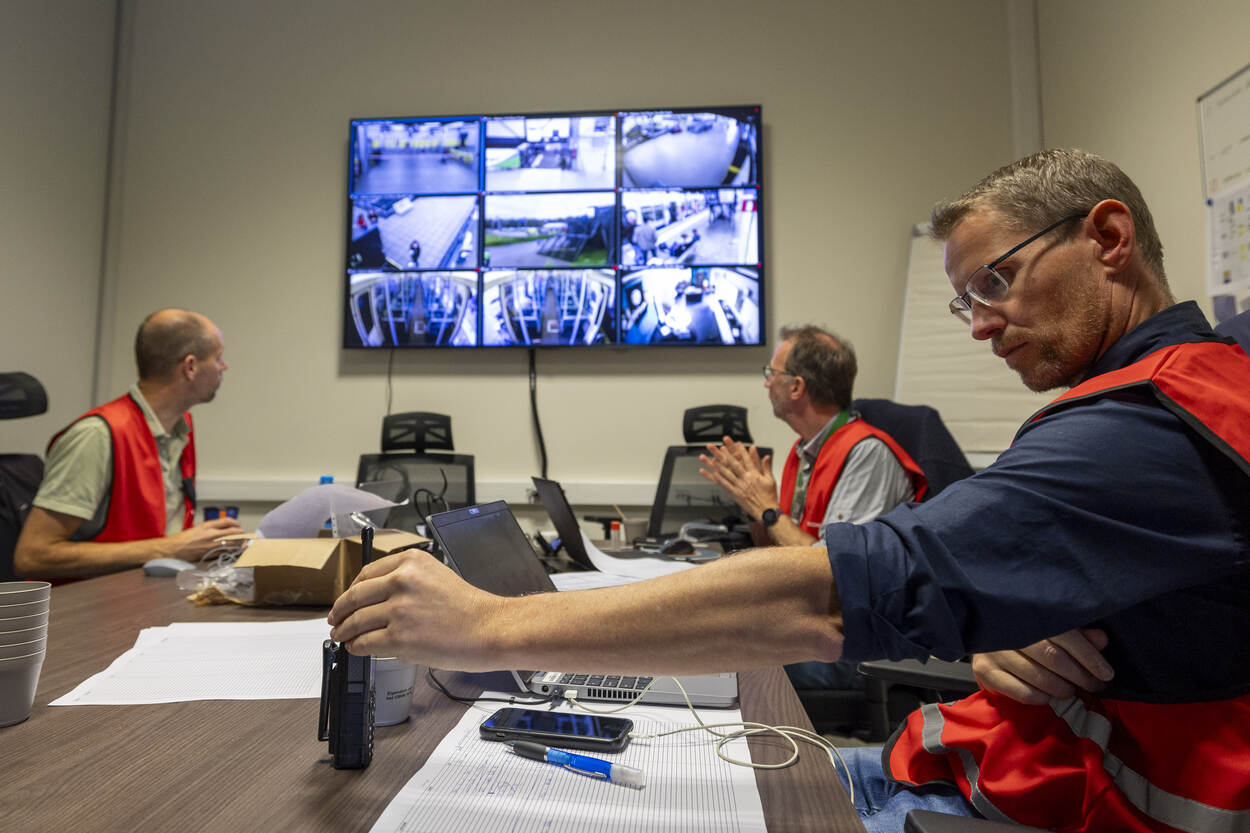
[328,544,844,675]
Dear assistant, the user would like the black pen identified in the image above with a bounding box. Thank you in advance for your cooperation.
[361,525,374,568]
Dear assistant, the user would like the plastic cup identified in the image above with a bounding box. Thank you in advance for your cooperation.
[374,658,417,726]
[0,582,50,603]
[0,613,49,631]
[0,651,46,728]
[0,638,46,659]
[0,625,47,645]
[0,599,50,617]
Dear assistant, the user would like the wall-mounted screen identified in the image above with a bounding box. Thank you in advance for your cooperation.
[345,105,762,348]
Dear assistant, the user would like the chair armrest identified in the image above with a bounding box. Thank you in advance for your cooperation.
[857,658,979,694]
[905,810,1046,832]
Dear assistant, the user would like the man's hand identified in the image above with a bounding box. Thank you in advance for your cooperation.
[328,550,503,670]
[698,436,778,520]
[163,517,244,560]
[971,628,1114,705]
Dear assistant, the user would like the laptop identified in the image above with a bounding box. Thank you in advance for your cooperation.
[425,500,738,708]
[531,475,715,568]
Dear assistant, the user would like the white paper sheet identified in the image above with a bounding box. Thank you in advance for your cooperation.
[369,696,768,833]
[49,618,329,705]
[549,571,640,591]
[580,532,701,579]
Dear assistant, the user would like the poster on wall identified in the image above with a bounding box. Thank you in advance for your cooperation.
[1198,61,1250,315]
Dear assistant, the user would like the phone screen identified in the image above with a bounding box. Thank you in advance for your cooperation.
[483,708,631,739]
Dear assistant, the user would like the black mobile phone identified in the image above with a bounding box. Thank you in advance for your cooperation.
[480,708,633,752]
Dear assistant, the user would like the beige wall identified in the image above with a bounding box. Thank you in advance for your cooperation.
[1038,0,1250,310]
[1,0,115,454]
[89,0,1014,504]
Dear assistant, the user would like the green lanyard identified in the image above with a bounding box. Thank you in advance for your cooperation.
[789,410,851,521]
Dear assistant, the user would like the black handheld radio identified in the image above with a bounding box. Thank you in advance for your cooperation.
[317,526,377,769]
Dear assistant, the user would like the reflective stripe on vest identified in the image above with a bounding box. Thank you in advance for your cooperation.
[912,696,1250,833]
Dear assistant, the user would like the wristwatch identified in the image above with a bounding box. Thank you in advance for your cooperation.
[760,508,780,528]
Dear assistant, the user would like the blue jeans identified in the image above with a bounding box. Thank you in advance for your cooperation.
[835,746,978,832]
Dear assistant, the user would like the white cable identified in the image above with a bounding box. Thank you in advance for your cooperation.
[561,675,853,804]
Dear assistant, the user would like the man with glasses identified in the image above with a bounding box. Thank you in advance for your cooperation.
[699,325,926,551]
[330,149,1250,832]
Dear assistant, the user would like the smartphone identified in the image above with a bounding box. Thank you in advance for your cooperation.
[479,707,633,752]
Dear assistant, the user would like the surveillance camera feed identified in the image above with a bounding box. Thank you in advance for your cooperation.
[345,106,762,349]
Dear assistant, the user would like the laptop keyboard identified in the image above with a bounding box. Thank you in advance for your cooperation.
[557,674,653,691]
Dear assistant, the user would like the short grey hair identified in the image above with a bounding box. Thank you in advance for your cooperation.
[778,325,856,410]
[134,309,216,381]
[930,148,1166,285]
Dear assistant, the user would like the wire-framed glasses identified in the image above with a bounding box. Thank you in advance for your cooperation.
[948,213,1087,324]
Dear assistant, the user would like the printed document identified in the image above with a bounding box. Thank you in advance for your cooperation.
[368,695,767,833]
[50,618,328,705]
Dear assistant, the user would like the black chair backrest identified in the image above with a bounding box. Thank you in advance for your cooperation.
[682,404,753,444]
[0,373,48,421]
[646,444,771,538]
[355,452,475,532]
[1216,309,1250,352]
[381,412,454,454]
[0,454,44,581]
[852,398,974,499]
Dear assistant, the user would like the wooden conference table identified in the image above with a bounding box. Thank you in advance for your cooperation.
[1,570,864,833]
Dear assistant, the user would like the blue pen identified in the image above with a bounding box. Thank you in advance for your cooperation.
[508,741,645,789]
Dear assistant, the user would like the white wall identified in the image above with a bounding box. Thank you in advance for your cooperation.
[1038,0,1250,312]
[1,1,115,454]
[89,0,1014,505]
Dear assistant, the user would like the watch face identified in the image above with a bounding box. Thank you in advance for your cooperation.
[761,508,779,527]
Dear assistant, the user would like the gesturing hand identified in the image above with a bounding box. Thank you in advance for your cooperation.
[698,436,778,520]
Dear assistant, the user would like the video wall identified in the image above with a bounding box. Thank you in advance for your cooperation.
[344,106,763,349]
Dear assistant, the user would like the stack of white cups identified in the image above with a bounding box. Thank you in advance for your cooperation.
[0,581,51,728]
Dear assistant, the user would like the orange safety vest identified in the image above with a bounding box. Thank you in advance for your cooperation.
[49,394,196,542]
[779,419,927,536]
[885,340,1250,833]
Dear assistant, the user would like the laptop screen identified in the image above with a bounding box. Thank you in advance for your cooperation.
[530,476,595,569]
[426,501,556,597]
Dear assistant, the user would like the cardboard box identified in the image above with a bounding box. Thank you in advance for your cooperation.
[234,530,427,606]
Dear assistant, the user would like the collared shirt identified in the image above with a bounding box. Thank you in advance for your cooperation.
[791,412,915,539]
[828,302,1250,700]
[33,384,191,538]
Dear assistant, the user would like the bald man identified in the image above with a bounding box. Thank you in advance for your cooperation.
[15,309,242,578]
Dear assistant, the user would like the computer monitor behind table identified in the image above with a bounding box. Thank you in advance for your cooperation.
[645,444,770,539]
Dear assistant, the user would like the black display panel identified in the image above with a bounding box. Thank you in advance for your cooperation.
[345,106,762,349]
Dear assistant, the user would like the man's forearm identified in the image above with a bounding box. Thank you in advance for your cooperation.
[14,507,173,578]
[485,546,843,675]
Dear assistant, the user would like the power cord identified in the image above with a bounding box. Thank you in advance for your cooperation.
[559,676,853,802]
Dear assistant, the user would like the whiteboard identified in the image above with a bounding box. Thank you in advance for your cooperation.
[894,225,1051,456]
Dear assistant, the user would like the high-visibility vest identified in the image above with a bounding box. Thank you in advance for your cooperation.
[779,419,927,536]
[49,393,196,541]
[885,339,1250,833]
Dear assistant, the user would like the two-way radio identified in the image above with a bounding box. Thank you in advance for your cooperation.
[317,526,377,769]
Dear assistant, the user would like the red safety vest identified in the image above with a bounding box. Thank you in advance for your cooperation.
[779,419,927,536]
[885,340,1250,833]
[49,394,196,542]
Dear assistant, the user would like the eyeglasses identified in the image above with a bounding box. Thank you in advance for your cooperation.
[948,213,1087,324]
[762,366,795,382]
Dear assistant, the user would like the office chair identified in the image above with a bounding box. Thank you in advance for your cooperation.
[357,412,474,532]
[0,372,49,581]
[681,403,753,444]
[852,398,974,498]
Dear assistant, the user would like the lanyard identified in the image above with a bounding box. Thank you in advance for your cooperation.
[789,410,851,520]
